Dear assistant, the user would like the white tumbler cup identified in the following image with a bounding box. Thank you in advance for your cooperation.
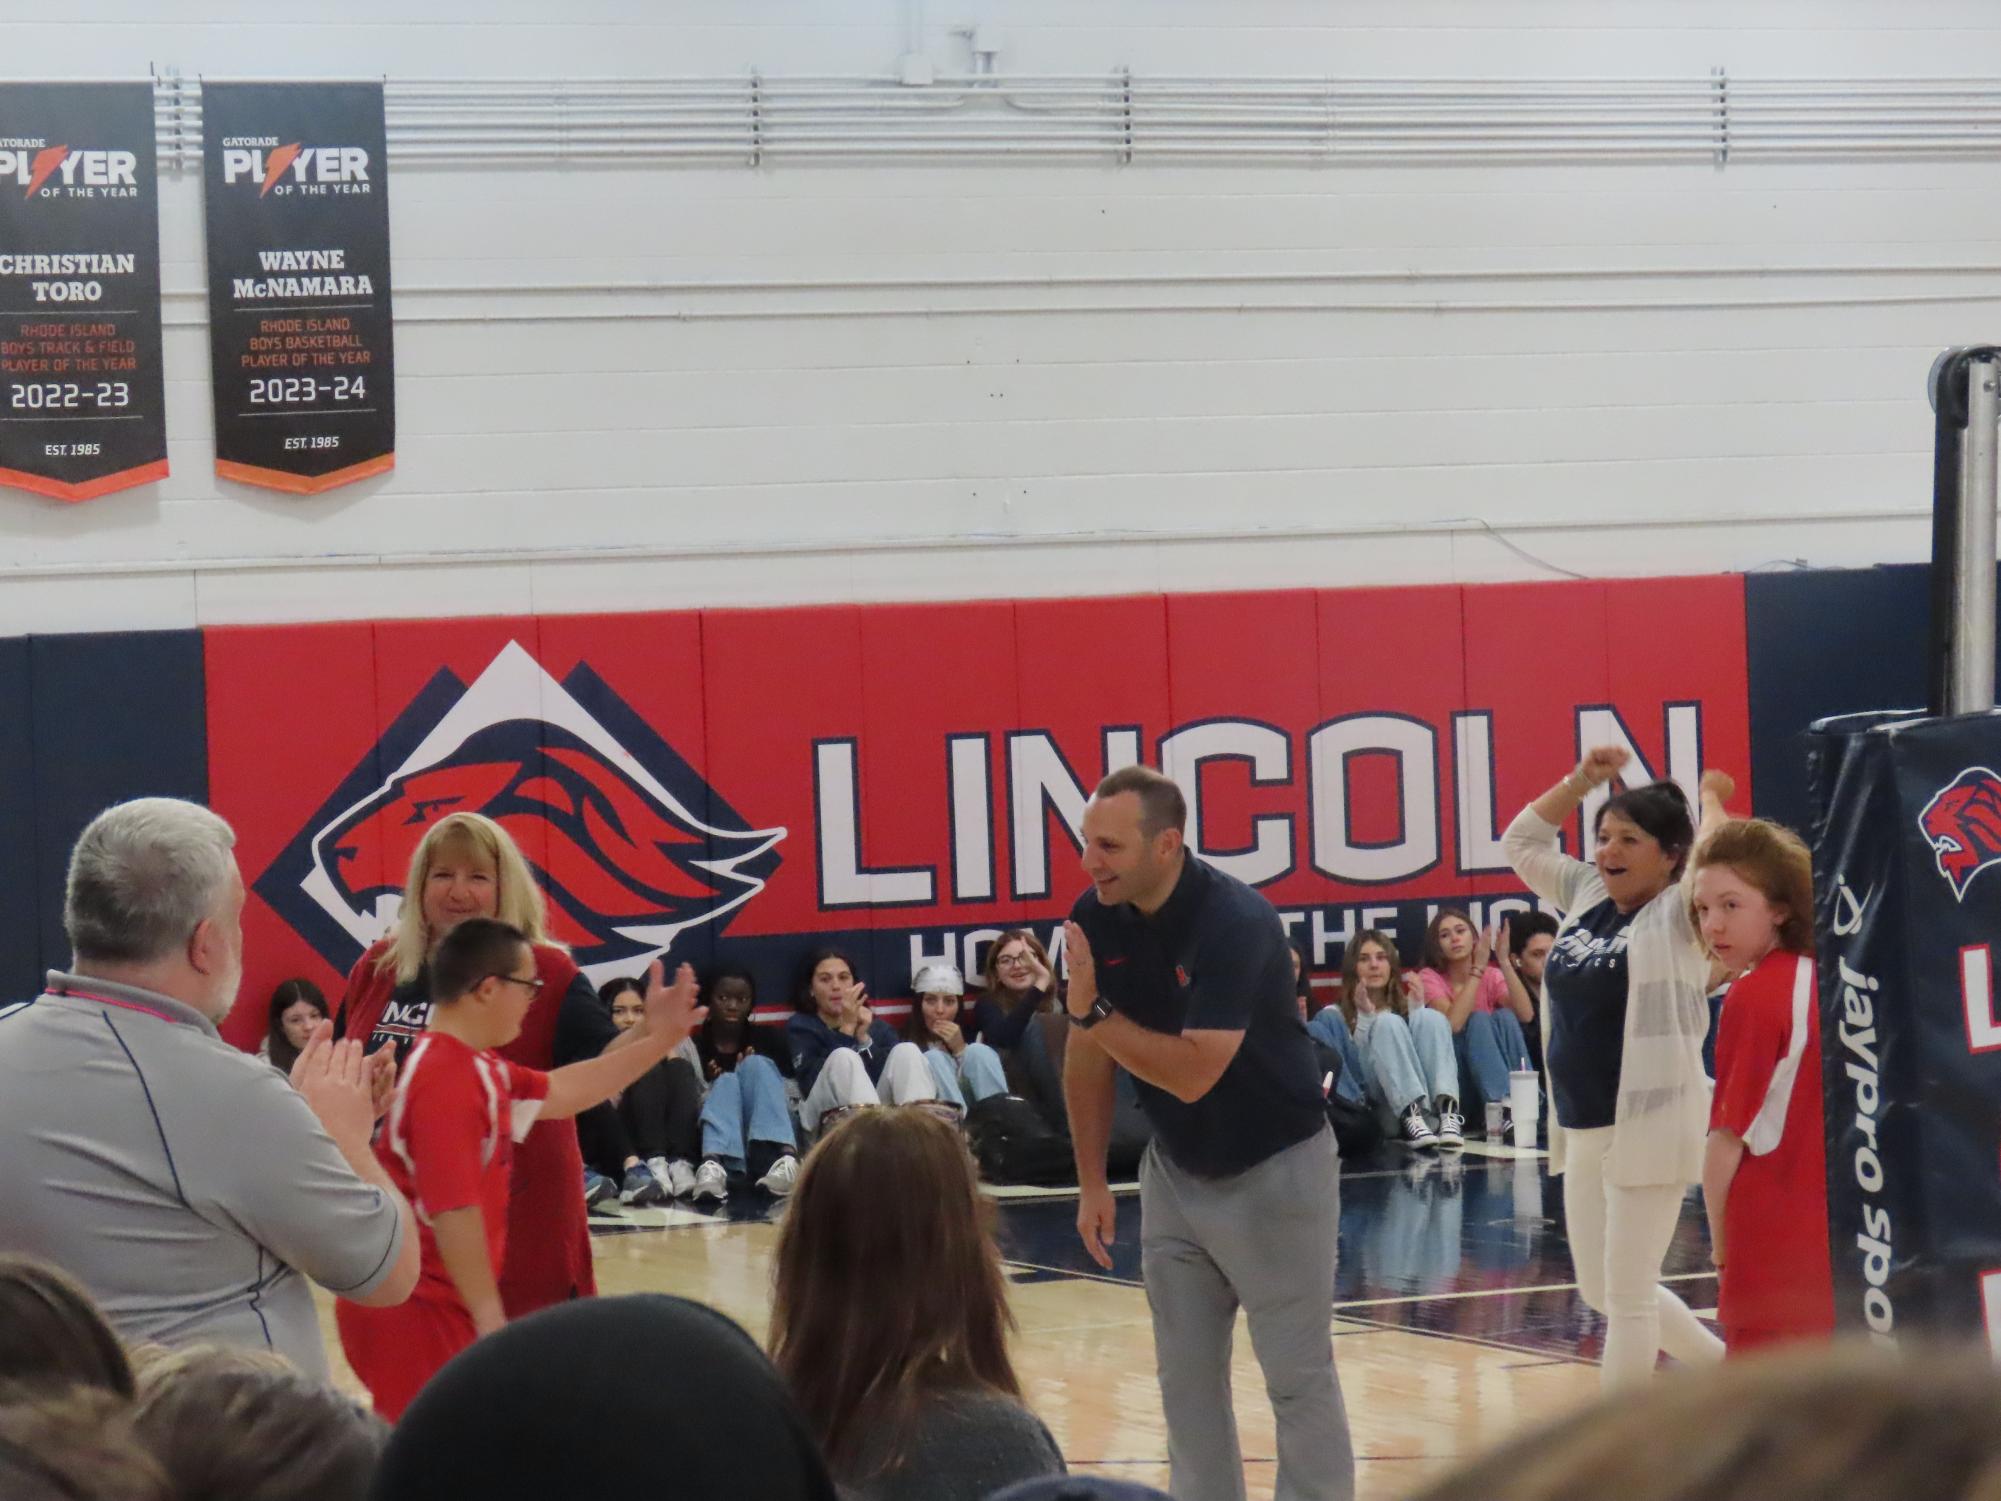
[1509,1069,1539,1149]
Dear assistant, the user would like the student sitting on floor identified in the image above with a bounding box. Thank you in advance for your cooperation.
[336,918,706,1421]
[576,974,704,1205]
[786,947,942,1134]
[771,1108,1066,1501]
[903,962,1010,1113]
[689,964,802,1203]
[1310,929,1465,1149]
[1417,907,1535,1136]
[966,929,1058,1053]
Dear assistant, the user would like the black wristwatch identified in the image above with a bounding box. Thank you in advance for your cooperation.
[1070,996,1115,1030]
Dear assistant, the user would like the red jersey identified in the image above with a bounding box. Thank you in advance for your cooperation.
[1709,949,1835,1341]
[381,1032,550,1303]
[339,940,598,1314]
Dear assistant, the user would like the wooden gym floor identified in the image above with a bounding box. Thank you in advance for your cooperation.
[318,1138,1720,1500]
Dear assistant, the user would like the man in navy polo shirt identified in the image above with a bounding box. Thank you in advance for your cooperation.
[1062,765,1352,1501]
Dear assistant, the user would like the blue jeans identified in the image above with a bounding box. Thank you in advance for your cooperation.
[1309,1009,1457,1115]
[699,1055,797,1171]
[1453,1009,1532,1115]
[1306,1010,1369,1106]
[922,1042,1008,1110]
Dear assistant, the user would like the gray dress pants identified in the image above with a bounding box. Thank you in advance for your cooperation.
[1139,1124,1353,1501]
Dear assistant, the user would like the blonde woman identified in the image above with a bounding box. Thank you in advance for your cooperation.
[334,811,650,1317]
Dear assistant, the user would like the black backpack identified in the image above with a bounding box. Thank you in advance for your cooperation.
[964,1094,1079,1187]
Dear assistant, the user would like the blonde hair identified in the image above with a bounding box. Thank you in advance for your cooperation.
[377,813,557,983]
[1406,1344,2001,1501]
[1689,817,1816,957]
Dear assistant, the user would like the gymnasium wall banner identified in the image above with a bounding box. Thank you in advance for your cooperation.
[1808,709,2001,1350]
[0,82,168,502]
[199,576,1754,1047]
[200,81,394,494]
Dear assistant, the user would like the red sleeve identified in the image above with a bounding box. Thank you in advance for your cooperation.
[335,942,391,1045]
[1709,966,1792,1138]
[500,1059,552,1144]
[402,1049,488,1219]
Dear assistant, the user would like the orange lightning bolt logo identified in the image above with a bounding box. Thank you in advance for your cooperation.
[259,142,302,197]
[24,145,68,199]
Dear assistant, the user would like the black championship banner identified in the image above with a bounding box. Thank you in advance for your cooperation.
[1808,708,2001,1350]
[201,81,393,493]
[0,82,167,502]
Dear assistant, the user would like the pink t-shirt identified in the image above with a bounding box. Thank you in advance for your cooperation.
[1416,965,1509,1014]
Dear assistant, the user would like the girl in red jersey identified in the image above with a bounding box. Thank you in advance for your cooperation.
[1691,817,1836,1353]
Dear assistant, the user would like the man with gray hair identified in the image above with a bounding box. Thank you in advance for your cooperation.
[0,797,418,1379]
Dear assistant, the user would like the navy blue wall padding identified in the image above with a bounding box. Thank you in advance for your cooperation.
[0,638,40,1006]
[1745,563,2001,837]
[25,631,208,983]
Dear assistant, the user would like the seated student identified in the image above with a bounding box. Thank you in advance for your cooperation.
[1691,819,1834,1355]
[1417,907,1534,1133]
[967,930,1057,1052]
[771,1109,1066,1501]
[372,1295,839,1501]
[903,962,1010,1112]
[690,965,802,1203]
[1499,911,1559,1082]
[259,977,328,1077]
[335,918,706,1421]
[0,1254,136,1398]
[1309,930,1463,1149]
[133,1343,387,1501]
[575,975,701,1206]
[786,948,942,1134]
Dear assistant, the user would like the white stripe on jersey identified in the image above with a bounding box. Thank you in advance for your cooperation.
[1743,953,1813,1158]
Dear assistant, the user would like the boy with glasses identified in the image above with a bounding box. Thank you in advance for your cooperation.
[337,918,705,1418]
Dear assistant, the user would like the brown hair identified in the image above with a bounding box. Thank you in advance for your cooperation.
[1092,765,1186,837]
[1338,930,1409,1031]
[769,1110,1021,1482]
[0,1384,170,1501]
[1405,1344,2001,1501]
[0,1256,134,1399]
[263,978,328,1077]
[978,929,1056,1017]
[133,1344,387,1501]
[1689,818,1816,957]
[1420,906,1478,974]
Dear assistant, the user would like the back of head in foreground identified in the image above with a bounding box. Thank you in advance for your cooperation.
[770,1106,1021,1480]
[0,1383,170,1501]
[1403,1343,2001,1501]
[133,1343,385,1501]
[373,1294,837,1501]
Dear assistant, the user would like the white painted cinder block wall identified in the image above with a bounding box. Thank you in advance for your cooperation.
[3,0,1998,635]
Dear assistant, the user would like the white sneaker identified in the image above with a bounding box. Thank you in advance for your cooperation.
[654,1157,696,1198]
[691,1159,729,1202]
[756,1154,801,1197]
[1400,1102,1440,1150]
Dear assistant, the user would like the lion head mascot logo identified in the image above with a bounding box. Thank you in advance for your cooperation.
[259,641,783,983]
[1918,766,2001,902]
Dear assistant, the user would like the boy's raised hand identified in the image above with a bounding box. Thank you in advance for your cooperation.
[641,959,707,1048]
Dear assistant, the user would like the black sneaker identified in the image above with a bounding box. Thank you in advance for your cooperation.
[1400,1102,1440,1150]
[1435,1096,1465,1150]
[620,1162,668,1207]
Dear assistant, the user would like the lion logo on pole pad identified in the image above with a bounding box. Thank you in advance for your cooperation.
[1918,766,2001,902]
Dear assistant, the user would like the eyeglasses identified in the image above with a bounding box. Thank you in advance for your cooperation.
[997,954,1034,968]
[487,974,544,994]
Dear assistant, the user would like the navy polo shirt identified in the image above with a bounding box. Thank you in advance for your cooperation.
[1069,855,1326,1179]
